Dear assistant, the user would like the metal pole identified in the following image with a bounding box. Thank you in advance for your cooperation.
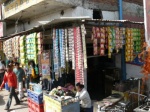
[118,0,123,20]
[138,79,141,106]
[84,68,87,89]
[143,0,149,45]
[118,0,126,80]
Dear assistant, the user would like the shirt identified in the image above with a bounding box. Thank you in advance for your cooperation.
[76,88,91,108]
[0,71,17,88]
[13,68,25,82]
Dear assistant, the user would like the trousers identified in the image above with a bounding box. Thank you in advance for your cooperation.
[6,87,20,109]
[81,107,93,112]
[0,72,4,85]
[17,82,24,99]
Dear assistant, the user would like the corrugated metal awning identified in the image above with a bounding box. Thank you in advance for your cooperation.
[0,0,7,4]
[0,17,144,41]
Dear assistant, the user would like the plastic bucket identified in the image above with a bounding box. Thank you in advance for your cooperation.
[5,83,10,91]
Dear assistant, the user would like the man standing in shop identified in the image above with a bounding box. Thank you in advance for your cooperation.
[13,62,25,100]
[76,82,92,112]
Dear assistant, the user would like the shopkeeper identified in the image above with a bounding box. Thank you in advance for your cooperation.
[75,83,92,112]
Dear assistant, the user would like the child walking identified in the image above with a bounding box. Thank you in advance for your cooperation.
[0,65,20,110]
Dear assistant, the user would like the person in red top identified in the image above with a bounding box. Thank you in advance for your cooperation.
[0,65,20,110]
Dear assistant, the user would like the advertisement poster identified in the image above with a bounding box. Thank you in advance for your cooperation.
[0,22,3,38]
[38,55,42,74]
[40,50,51,80]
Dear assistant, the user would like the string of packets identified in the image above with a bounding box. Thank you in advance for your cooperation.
[92,26,145,61]
[52,25,87,84]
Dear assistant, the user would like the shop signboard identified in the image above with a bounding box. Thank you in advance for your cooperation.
[0,5,1,20]
[0,22,3,38]
[40,50,51,80]
[144,0,150,45]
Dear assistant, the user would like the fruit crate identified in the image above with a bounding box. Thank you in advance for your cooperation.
[28,98,44,112]
[27,89,43,104]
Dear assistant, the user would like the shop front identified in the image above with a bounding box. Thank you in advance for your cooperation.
[1,18,149,112]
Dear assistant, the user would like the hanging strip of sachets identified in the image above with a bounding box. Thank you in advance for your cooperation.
[72,29,75,70]
[140,29,145,48]
[119,27,125,49]
[99,27,106,56]
[77,27,84,84]
[107,27,113,58]
[81,24,87,68]
[59,29,65,68]
[62,29,66,68]
[53,29,59,74]
[65,29,69,62]
[115,27,120,53]
[125,28,133,62]
[92,27,98,55]
[68,28,73,61]
[74,27,80,83]
[74,27,84,84]
[4,38,13,59]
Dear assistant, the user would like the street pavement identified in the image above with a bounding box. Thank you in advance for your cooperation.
[0,89,28,112]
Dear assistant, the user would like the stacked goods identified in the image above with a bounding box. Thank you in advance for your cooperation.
[12,36,20,58]
[37,32,43,54]
[3,38,13,59]
[27,89,44,112]
[125,28,134,62]
[26,33,38,64]
[19,35,26,65]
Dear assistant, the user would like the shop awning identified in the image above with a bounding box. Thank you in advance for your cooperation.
[0,0,7,4]
[0,18,144,41]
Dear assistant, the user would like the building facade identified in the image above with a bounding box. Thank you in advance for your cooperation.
[0,0,143,36]
[0,0,144,79]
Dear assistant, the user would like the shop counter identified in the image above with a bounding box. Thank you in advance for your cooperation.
[43,94,80,112]
[93,95,123,112]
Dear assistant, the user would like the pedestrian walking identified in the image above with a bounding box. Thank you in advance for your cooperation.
[0,60,6,85]
[13,62,25,100]
[0,65,20,110]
